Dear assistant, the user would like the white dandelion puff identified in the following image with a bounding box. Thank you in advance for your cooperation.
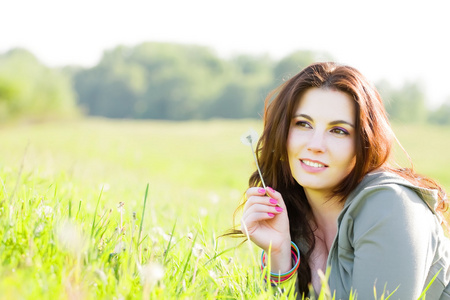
[34,223,45,236]
[36,204,53,218]
[151,226,173,242]
[199,207,208,217]
[56,221,87,256]
[208,193,220,204]
[98,183,110,192]
[192,243,204,258]
[138,262,164,286]
[240,128,259,146]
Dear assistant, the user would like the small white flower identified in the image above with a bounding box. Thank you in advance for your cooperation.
[34,223,45,235]
[209,270,218,279]
[139,262,164,286]
[151,226,173,242]
[56,221,87,256]
[99,183,111,192]
[187,232,194,240]
[240,128,259,146]
[199,207,208,217]
[192,243,204,258]
[209,193,220,204]
[36,204,53,218]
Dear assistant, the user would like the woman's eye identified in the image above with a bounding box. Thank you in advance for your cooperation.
[295,121,312,128]
[330,127,349,136]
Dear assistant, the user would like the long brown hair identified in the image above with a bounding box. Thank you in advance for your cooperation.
[229,62,448,293]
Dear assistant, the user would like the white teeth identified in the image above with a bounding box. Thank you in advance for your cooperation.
[302,160,325,168]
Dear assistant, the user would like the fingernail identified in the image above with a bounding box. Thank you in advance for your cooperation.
[275,206,283,212]
[269,198,277,205]
[267,187,275,193]
[267,213,275,217]
[258,188,266,194]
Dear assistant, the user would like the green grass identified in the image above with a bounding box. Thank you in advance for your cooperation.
[0,118,448,299]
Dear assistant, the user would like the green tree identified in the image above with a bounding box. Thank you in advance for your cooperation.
[206,55,273,118]
[428,98,450,125]
[0,48,78,122]
[377,79,428,123]
[75,43,232,120]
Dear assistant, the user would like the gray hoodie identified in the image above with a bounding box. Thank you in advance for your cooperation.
[302,171,450,299]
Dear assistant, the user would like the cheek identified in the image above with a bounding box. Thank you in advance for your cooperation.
[342,142,356,169]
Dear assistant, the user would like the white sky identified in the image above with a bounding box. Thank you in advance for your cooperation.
[1,0,449,107]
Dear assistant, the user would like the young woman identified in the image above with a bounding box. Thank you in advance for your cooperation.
[234,62,450,299]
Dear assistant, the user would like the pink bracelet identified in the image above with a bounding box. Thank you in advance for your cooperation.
[261,241,300,283]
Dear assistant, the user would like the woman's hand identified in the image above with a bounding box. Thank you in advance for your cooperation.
[241,186,292,272]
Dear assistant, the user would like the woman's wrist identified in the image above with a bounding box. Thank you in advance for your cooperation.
[266,240,293,273]
[261,241,300,284]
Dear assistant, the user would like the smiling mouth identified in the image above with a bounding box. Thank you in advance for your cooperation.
[301,159,328,168]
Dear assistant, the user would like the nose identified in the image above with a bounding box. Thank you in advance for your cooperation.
[307,129,326,153]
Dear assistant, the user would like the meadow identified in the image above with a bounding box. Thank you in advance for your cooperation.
[0,118,449,299]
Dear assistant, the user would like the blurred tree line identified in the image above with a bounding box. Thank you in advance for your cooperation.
[0,48,78,122]
[1,43,449,124]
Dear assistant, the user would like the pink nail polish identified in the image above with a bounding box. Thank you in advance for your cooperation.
[267,213,275,217]
[258,188,266,194]
[267,187,275,193]
[275,206,283,212]
[269,198,277,205]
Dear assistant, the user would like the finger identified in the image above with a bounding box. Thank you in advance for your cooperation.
[242,203,283,220]
[265,186,287,209]
[243,194,280,213]
[240,211,277,235]
[245,187,267,199]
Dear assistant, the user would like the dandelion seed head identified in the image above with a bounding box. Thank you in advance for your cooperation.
[209,270,218,279]
[209,193,220,204]
[139,262,164,286]
[99,183,110,192]
[34,223,45,236]
[192,243,204,257]
[36,204,53,218]
[199,207,208,217]
[151,226,173,242]
[240,128,259,147]
[56,221,87,256]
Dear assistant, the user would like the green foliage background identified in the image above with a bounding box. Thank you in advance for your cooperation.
[2,42,449,123]
[0,49,79,122]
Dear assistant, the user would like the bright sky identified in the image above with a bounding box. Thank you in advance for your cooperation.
[1,0,449,107]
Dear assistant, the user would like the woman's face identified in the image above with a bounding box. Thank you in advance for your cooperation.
[287,88,356,197]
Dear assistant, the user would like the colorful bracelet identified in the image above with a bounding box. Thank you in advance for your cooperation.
[260,241,300,283]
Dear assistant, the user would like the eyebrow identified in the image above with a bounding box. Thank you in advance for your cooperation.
[293,113,355,128]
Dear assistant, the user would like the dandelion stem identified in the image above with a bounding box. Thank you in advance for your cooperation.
[250,143,266,189]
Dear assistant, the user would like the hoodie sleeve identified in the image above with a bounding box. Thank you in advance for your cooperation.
[348,184,434,299]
